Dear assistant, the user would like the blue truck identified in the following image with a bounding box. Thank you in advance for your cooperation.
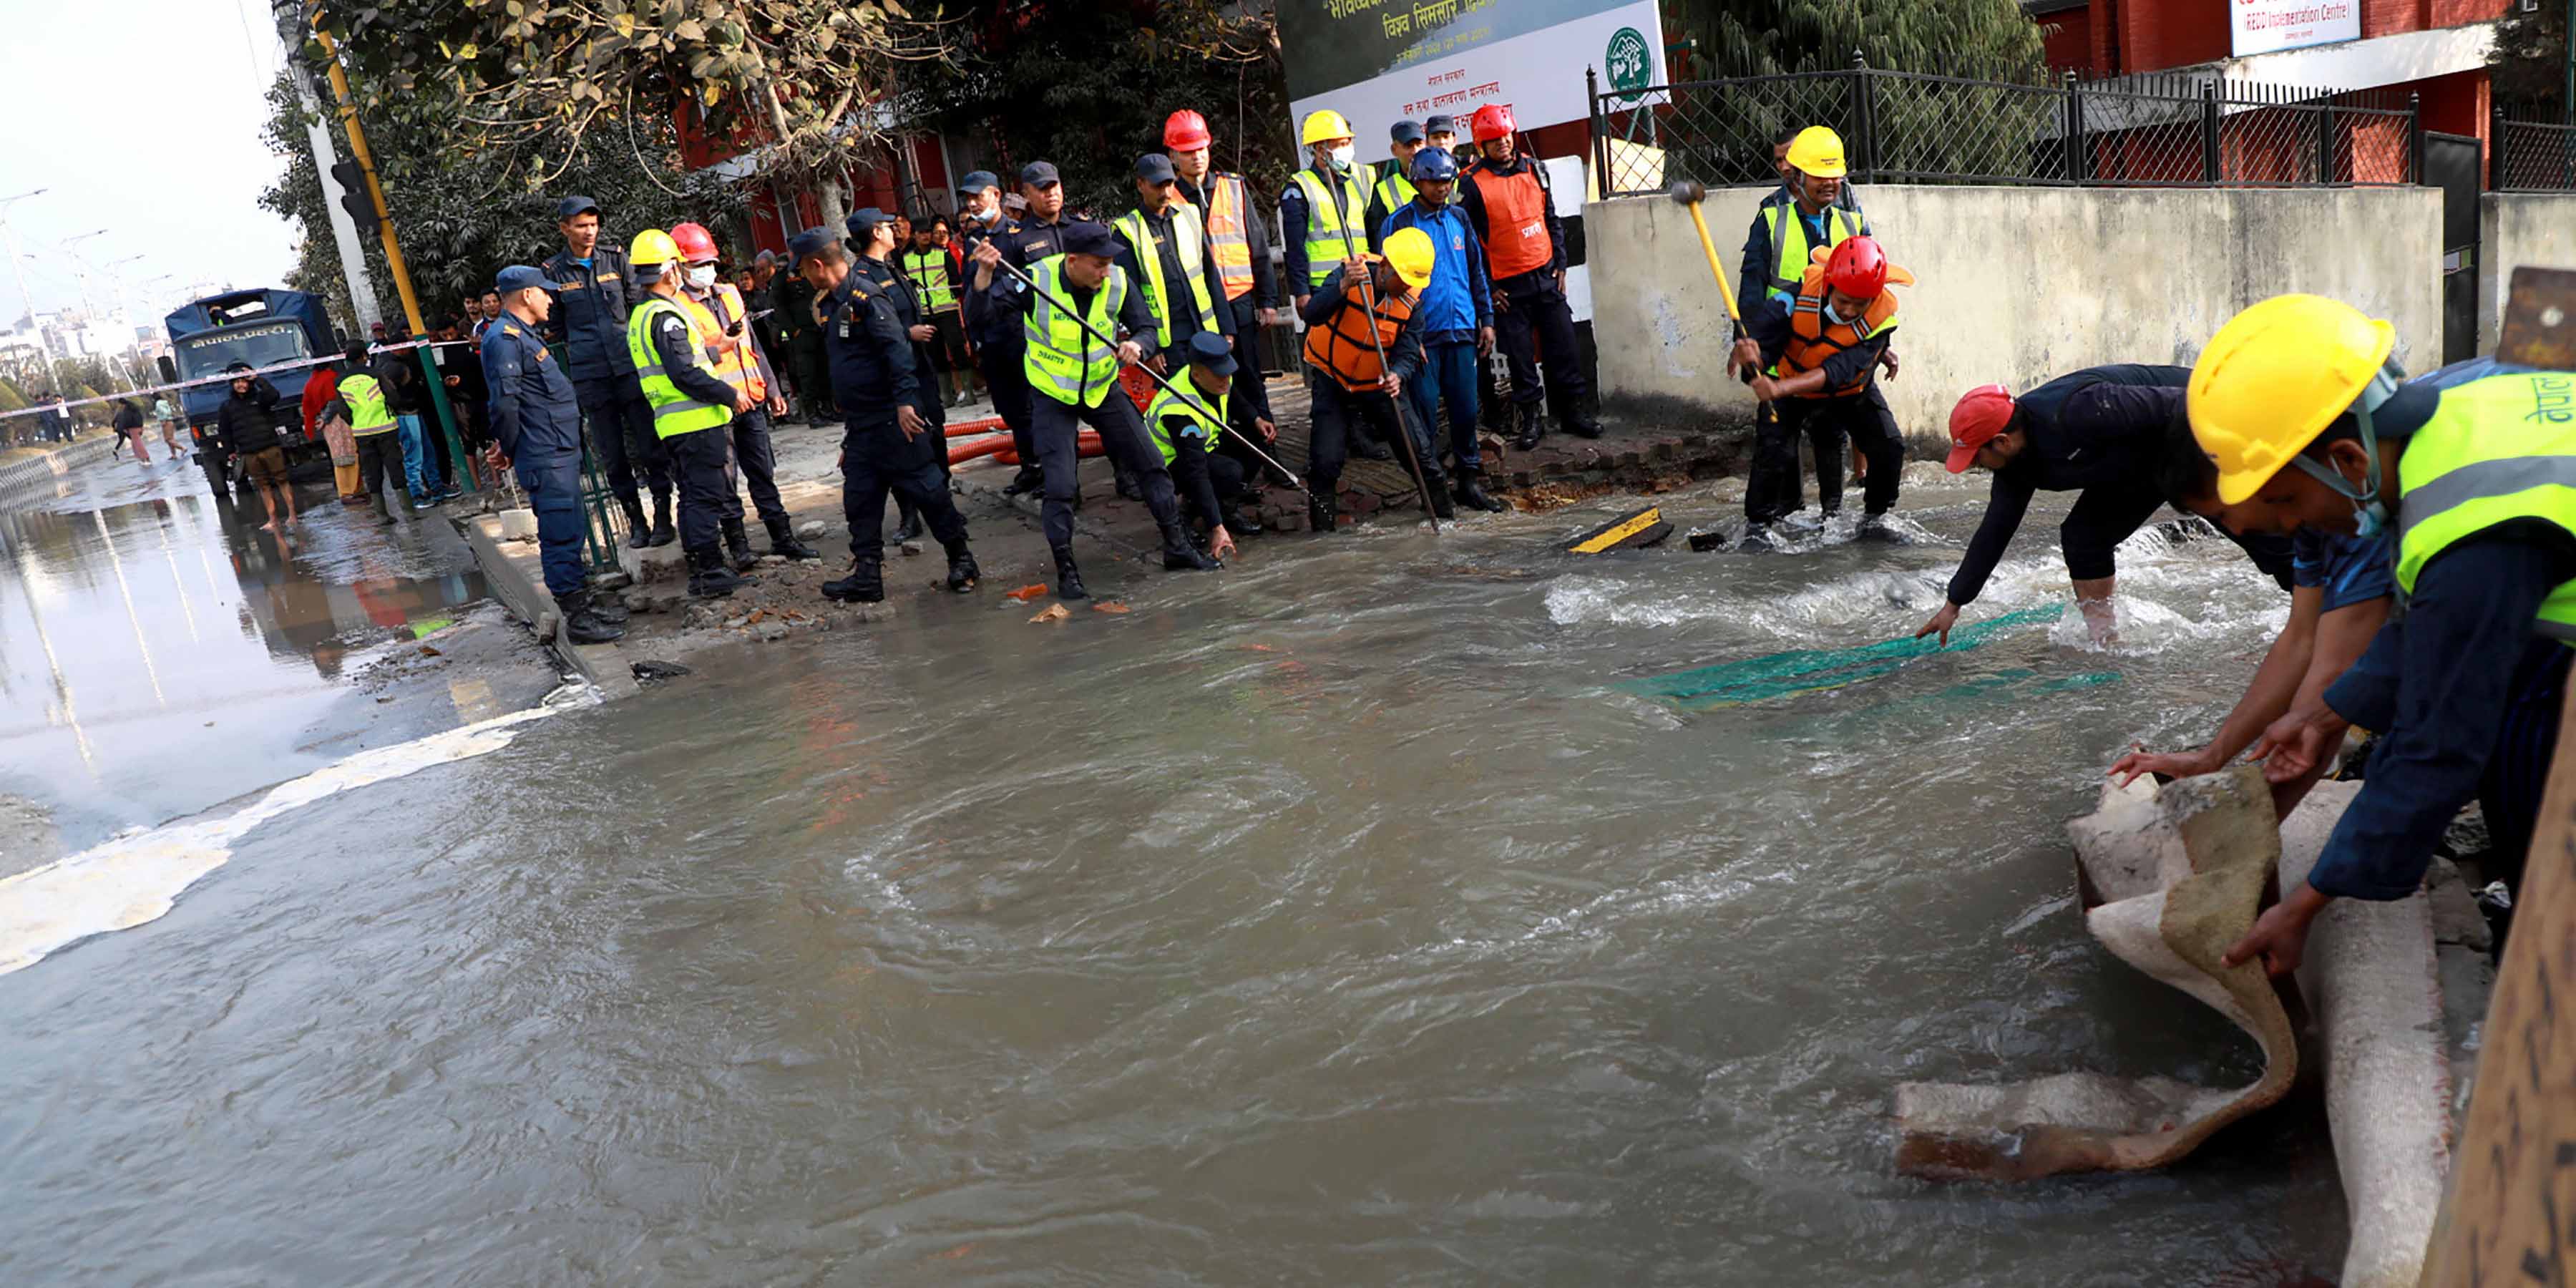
[158,288,341,504]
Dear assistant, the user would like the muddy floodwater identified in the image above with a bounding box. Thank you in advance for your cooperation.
[1,462,2345,1284]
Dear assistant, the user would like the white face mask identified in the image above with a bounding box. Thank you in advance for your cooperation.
[1329,143,1356,170]
[685,264,718,290]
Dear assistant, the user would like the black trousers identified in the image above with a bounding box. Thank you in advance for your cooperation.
[1224,296,1274,421]
[1492,270,1589,414]
[1169,435,1247,531]
[979,340,1037,469]
[573,375,668,507]
[842,419,967,560]
[1031,391,1179,553]
[1304,369,1406,495]
[1749,391,1904,524]
[665,426,737,554]
[2054,483,2297,590]
[354,431,403,504]
[728,409,787,528]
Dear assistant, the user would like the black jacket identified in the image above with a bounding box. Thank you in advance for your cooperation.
[215,378,283,455]
[823,270,923,431]
[540,243,643,382]
[1946,364,2190,606]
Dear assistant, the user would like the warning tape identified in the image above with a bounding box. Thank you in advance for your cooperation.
[0,337,478,425]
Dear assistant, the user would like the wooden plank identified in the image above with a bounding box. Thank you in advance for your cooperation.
[1564,506,1664,554]
[2495,266,2576,370]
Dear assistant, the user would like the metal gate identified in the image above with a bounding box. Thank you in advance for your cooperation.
[2425,132,2481,364]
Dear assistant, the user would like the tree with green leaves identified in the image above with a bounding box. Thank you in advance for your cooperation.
[2489,1,2570,121]
[1666,0,2049,83]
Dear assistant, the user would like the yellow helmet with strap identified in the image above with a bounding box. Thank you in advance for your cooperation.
[628,228,683,281]
[1302,109,1355,146]
[1382,227,1435,289]
[2187,294,2396,504]
[1785,126,1847,178]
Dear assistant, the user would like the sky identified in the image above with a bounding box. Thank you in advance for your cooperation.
[0,0,301,331]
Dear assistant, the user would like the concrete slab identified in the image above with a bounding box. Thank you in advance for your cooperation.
[457,512,640,701]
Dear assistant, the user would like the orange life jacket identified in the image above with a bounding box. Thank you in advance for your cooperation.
[1778,265,1901,399]
[1302,260,1418,393]
[1468,163,1551,279]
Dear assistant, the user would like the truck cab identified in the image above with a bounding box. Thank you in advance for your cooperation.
[162,290,340,504]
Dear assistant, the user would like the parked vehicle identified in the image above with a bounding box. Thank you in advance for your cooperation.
[157,290,338,504]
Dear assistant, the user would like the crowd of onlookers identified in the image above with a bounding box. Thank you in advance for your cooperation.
[4,394,79,449]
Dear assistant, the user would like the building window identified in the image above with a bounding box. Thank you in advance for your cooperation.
[2522,0,2542,12]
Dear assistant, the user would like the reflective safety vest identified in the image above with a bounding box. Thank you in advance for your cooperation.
[1777,265,1900,399]
[1180,172,1257,302]
[900,248,957,311]
[1468,162,1552,279]
[1373,161,1418,220]
[1302,260,1418,392]
[1022,254,1127,409]
[1113,205,1219,348]
[1765,202,1865,307]
[1290,166,1370,289]
[687,283,769,403]
[336,373,398,436]
[2394,369,2576,641]
[625,296,733,439]
[1143,378,1229,467]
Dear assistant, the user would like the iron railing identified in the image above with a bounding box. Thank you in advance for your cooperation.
[1589,59,2422,198]
[2492,113,2576,191]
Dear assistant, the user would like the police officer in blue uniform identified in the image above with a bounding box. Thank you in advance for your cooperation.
[479,265,625,644]
[789,226,981,604]
[849,206,952,545]
[993,162,1073,497]
[541,195,675,549]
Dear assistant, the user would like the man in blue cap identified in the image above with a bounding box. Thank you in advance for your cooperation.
[1111,153,1234,363]
[793,227,981,603]
[849,205,952,544]
[953,170,1033,486]
[969,218,1221,599]
[1380,146,1503,513]
[542,194,675,549]
[1365,119,1425,253]
[1425,114,1460,160]
[987,162,1073,498]
[478,265,625,643]
[1147,331,1258,560]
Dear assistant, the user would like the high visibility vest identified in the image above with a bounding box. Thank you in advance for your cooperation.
[2394,369,2576,641]
[1179,172,1257,302]
[1290,166,1370,289]
[686,284,769,404]
[1468,163,1552,279]
[900,248,957,311]
[624,296,733,439]
[1113,205,1219,348]
[336,373,398,435]
[1373,162,1418,220]
[1143,378,1229,467]
[1765,203,1865,307]
[1022,255,1127,409]
[1777,265,1901,399]
[1301,261,1418,392]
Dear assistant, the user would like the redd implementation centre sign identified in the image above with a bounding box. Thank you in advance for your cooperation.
[2230,0,2360,57]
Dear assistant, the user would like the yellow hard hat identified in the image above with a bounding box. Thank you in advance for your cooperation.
[2187,293,2396,505]
[1785,126,1847,179]
[1382,228,1435,288]
[1302,109,1355,147]
[629,228,682,268]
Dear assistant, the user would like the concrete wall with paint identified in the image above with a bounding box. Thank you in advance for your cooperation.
[2478,192,2576,356]
[1586,185,2443,449]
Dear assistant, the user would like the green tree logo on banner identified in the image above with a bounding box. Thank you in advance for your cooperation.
[1606,26,1652,97]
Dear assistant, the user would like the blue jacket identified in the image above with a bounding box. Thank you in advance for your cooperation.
[1379,200,1490,341]
[478,316,581,458]
[540,243,642,383]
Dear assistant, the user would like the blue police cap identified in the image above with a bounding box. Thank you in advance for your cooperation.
[846,207,893,240]
[1411,147,1459,182]
[1425,114,1456,136]
[786,226,839,260]
[1060,220,1120,259]
[1184,331,1237,375]
[1135,152,1177,184]
[957,170,1001,195]
[1020,160,1061,187]
[494,264,550,293]
[1390,119,1425,145]
[555,195,600,220]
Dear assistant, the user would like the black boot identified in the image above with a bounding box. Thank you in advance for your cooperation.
[1561,401,1604,439]
[1351,433,1394,462]
[558,589,625,645]
[892,494,925,543]
[723,517,759,572]
[1053,547,1089,600]
[620,495,652,549]
[1228,504,1266,537]
[1307,487,1340,535]
[1509,403,1543,452]
[765,516,820,561]
[943,539,980,592]
[587,587,631,625]
[821,555,885,602]
[1455,468,1506,512]
[1161,519,1221,570]
[686,546,748,597]
[1004,466,1044,497]
[645,487,676,547]
[1422,467,1456,519]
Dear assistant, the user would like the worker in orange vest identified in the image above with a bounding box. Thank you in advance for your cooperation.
[1164,107,1282,474]
[1457,102,1599,449]
[1727,235,1911,550]
[1298,228,1439,534]
[672,221,820,564]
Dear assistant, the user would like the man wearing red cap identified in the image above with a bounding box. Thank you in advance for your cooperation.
[1458,102,1600,447]
[1916,366,2296,645]
[1165,107,1284,481]
[1727,235,1909,546]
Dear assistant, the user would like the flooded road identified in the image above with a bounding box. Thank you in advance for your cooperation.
[1,465,2343,1284]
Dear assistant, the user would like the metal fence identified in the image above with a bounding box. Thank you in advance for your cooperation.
[1589,62,2422,198]
[2492,114,2576,191]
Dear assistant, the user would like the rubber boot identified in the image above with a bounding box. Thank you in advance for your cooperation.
[686,546,748,598]
[1052,546,1089,600]
[1509,402,1543,452]
[891,494,925,544]
[620,494,650,548]
[558,589,625,645]
[1421,465,1456,519]
[821,555,885,602]
[1228,504,1265,537]
[942,539,980,592]
[1455,468,1506,513]
[723,516,759,572]
[1307,487,1340,535]
[645,487,677,547]
[1161,519,1221,571]
[587,586,631,625]
[1560,396,1604,439]
[765,515,820,561]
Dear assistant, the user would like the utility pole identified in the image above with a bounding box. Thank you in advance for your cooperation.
[290,54,382,333]
[306,17,426,336]
[62,229,109,349]
[0,189,49,355]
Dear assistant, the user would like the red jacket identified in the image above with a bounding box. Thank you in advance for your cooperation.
[301,368,340,437]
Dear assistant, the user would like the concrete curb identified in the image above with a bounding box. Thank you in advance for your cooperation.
[457,512,642,701]
[0,435,119,499]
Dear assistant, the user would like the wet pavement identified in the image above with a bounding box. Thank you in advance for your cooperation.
[0,458,2351,1284]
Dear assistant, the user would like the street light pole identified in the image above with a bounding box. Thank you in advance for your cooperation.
[61,228,109,326]
[0,187,49,353]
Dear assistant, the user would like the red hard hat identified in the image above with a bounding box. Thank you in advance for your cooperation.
[1824,235,1889,300]
[1946,384,2017,473]
[670,222,718,263]
[1469,103,1516,142]
[1164,109,1211,152]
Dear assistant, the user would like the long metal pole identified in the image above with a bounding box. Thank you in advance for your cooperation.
[291,57,383,333]
[1350,268,1440,532]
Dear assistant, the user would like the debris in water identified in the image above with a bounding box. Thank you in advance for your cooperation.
[417,645,441,657]
[630,660,693,681]
[1005,584,1049,602]
[1616,604,2064,707]
[1029,603,1072,623]
[1092,602,1132,615]
[1686,530,1728,552]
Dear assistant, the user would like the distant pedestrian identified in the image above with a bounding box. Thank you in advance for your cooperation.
[152,394,181,459]
[216,361,297,531]
[301,356,356,501]
[331,343,406,522]
[113,397,151,463]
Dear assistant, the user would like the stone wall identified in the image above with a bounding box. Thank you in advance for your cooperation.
[1586,184,2444,449]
